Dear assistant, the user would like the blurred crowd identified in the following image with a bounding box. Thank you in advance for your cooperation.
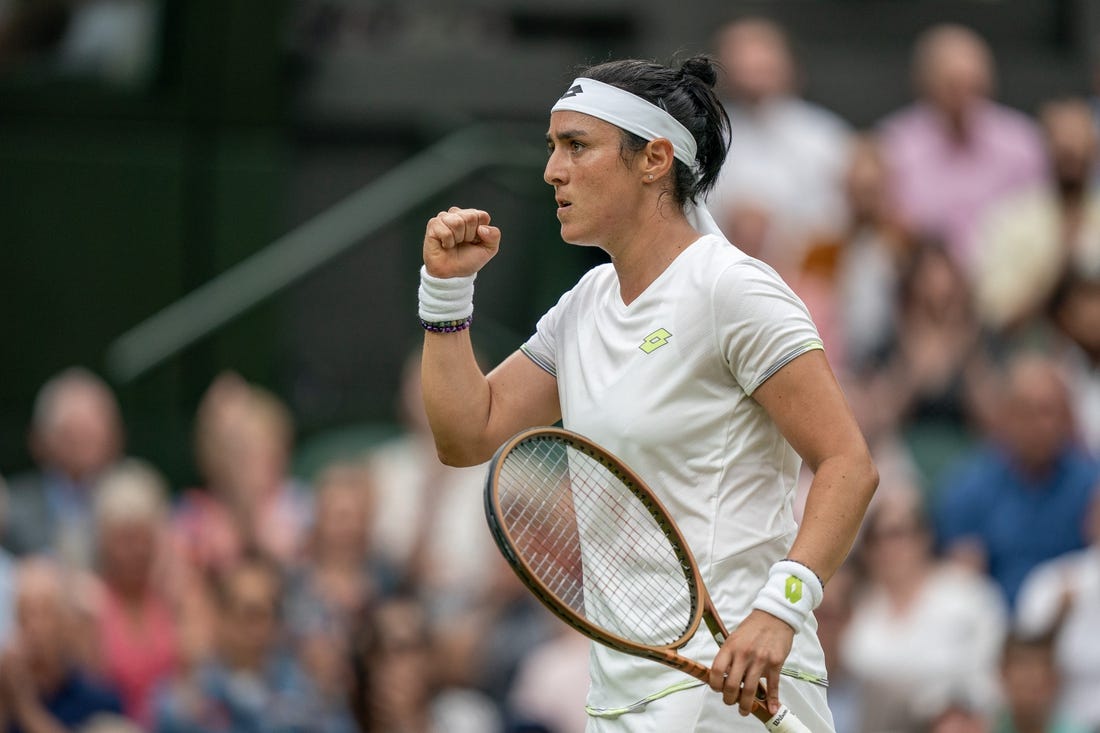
[1,14,1100,733]
[709,17,1100,733]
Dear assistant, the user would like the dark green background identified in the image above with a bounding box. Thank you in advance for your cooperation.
[0,0,291,483]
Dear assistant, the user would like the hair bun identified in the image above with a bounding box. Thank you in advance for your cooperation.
[679,55,718,88]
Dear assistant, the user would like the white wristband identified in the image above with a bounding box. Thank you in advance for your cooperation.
[418,266,476,322]
[751,560,824,633]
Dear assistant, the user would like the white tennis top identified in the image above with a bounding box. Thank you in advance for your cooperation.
[521,234,833,731]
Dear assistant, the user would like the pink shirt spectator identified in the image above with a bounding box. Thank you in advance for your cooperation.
[171,481,311,572]
[879,100,1046,271]
[98,588,179,729]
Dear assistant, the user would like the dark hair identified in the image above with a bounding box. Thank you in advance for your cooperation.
[1048,265,1100,320]
[580,55,731,207]
[347,592,436,732]
[895,236,970,311]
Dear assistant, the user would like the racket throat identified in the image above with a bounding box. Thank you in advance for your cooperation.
[702,613,726,648]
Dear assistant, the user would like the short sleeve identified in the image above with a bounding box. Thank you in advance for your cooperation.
[714,259,823,395]
[520,287,576,379]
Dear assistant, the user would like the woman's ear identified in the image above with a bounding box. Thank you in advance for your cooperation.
[641,138,676,182]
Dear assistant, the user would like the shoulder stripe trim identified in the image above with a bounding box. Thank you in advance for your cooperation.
[752,340,824,393]
[520,344,557,378]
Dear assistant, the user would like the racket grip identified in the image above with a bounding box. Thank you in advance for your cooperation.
[762,704,812,733]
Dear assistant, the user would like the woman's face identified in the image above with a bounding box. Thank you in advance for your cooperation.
[544,110,646,249]
[99,519,159,592]
[862,497,931,582]
[217,564,281,667]
[314,480,369,555]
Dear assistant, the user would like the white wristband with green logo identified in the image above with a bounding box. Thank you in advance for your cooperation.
[751,560,824,632]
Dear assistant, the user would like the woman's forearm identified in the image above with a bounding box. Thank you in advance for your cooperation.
[788,451,879,583]
[420,330,494,466]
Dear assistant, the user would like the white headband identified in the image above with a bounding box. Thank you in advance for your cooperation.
[551,77,698,170]
[550,76,725,239]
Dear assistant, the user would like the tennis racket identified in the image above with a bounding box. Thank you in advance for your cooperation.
[484,426,813,732]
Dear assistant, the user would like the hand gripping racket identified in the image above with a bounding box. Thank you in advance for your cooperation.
[484,426,813,732]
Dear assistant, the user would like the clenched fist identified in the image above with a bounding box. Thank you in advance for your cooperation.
[423,206,501,279]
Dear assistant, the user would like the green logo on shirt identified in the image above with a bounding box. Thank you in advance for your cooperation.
[640,328,672,354]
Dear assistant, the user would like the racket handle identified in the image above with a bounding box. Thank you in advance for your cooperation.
[762,704,812,733]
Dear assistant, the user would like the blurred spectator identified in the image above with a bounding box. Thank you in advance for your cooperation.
[287,462,396,629]
[1014,491,1100,729]
[88,459,179,731]
[2,367,124,567]
[1049,270,1100,457]
[364,353,497,610]
[795,133,915,374]
[808,165,923,507]
[284,462,398,706]
[171,374,313,671]
[974,97,1100,336]
[172,373,251,576]
[0,557,123,733]
[506,623,589,733]
[888,241,989,423]
[830,134,914,372]
[813,564,862,733]
[877,242,993,492]
[935,352,1100,609]
[705,16,852,273]
[992,632,1090,733]
[0,477,14,649]
[173,372,311,574]
[434,551,557,712]
[878,24,1046,273]
[831,364,922,519]
[154,553,353,733]
[348,593,500,733]
[841,484,1006,733]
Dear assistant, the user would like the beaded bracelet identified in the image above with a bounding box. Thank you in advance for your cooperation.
[420,315,473,333]
[783,557,825,589]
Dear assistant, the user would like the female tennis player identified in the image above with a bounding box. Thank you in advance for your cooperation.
[417,55,878,732]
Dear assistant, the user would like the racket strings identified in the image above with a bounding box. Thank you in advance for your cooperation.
[497,438,695,646]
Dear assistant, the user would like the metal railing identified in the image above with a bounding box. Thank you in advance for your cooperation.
[105,122,544,383]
